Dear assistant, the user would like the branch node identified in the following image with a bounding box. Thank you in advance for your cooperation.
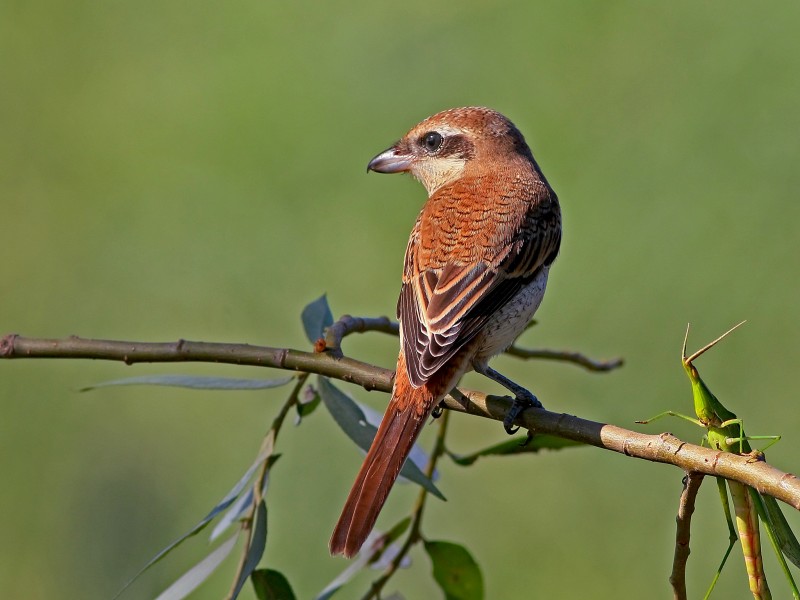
[711,451,723,470]
[277,348,289,368]
[622,437,632,456]
[0,333,18,357]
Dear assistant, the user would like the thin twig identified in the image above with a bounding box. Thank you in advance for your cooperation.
[504,345,624,371]
[270,373,309,444]
[442,390,800,511]
[319,315,623,372]
[670,472,705,600]
[224,374,309,600]
[323,315,398,358]
[360,410,452,600]
[0,334,394,392]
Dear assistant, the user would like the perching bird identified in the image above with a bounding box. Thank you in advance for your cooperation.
[330,106,562,558]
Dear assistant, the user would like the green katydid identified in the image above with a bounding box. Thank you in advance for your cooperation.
[637,322,800,600]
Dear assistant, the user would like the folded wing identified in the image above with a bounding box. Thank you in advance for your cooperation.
[398,193,561,388]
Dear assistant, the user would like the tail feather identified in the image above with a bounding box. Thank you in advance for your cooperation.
[330,360,438,557]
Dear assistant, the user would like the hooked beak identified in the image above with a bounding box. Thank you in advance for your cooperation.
[367,145,413,174]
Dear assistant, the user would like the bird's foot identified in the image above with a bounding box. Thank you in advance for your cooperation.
[431,400,447,419]
[503,390,543,435]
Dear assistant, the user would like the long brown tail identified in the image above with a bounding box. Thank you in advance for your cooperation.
[330,354,441,557]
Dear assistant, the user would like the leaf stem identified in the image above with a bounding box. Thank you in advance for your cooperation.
[224,373,309,600]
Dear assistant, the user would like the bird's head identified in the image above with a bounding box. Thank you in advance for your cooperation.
[367,106,536,196]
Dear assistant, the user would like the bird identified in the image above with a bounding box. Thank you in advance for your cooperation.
[330,106,562,558]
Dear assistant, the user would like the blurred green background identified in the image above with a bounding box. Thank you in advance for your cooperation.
[2,1,799,598]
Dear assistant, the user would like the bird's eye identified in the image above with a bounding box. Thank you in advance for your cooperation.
[421,131,443,153]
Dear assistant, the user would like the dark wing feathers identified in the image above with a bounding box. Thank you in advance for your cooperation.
[426,263,494,330]
[398,197,561,388]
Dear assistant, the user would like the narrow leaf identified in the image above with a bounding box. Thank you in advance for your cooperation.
[229,500,268,599]
[82,375,294,392]
[367,518,413,570]
[318,376,444,499]
[252,569,297,600]
[154,534,238,600]
[301,295,334,343]
[424,540,484,600]
[211,455,281,542]
[315,530,384,600]
[113,451,271,598]
[449,435,584,466]
[211,487,254,542]
[383,517,412,547]
[318,376,374,448]
[295,384,322,423]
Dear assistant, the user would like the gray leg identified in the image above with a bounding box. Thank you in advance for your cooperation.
[473,363,543,434]
[431,400,446,419]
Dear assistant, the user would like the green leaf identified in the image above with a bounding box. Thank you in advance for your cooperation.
[448,435,584,466]
[154,534,239,600]
[383,517,412,546]
[301,294,334,343]
[318,376,444,500]
[230,500,268,599]
[82,374,294,392]
[315,557,367,600]
[296,384,322,420]
[424,540,484,600]
[318,376,374,448]
[252,569,297,600]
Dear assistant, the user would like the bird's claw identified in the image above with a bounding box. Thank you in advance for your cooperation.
[502,392,542,435]
[431,401,446,419]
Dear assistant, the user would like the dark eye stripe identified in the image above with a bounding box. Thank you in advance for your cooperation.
[438,134,475,160]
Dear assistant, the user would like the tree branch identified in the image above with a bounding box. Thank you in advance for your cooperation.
[0,333,394,392]
[323,315,398,358]
[504,345,624,372]
[670,472,705,600]
[2,332,798,512]
[442,389,800,510]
